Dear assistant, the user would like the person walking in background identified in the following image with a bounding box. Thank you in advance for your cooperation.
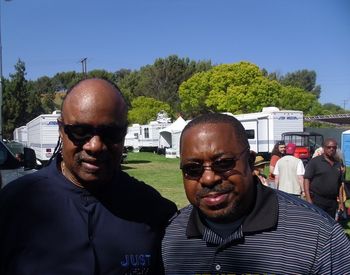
[0,78,177,274]
[274,143,305,197]
[268,141,286,188]
[162,113,350,275]
[304,138,344,219]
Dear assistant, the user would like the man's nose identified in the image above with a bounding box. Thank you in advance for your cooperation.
[83,135,105,153]
[199,167,221,187]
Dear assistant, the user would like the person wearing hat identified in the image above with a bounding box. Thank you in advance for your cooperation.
[253,154,269,186]
[274,143,305,197]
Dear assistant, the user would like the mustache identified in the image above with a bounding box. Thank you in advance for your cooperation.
[197,184,236,198]
[76,153,111,164]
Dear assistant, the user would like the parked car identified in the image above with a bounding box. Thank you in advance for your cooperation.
[0,140,37,188]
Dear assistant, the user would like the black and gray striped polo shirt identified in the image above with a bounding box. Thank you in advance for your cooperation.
[162,182,350,275]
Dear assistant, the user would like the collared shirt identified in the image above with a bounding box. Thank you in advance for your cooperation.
[162,179,350,275]
[304,154,342,199]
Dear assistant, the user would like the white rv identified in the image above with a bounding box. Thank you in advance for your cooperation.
[26,112,60,163]
[225,107,303,157]
[124,111,172,152]
[13,125,28,147]
[124,124,141,150]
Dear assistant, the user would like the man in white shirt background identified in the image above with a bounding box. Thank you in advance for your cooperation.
[274,143,305,197]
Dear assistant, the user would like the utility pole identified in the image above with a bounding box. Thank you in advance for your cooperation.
[0,0,12,139]
[80,57,87,77]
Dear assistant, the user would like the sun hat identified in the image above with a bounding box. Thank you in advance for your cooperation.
[254,155,269,167]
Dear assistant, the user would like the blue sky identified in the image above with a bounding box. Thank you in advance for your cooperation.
[2,0,350,108]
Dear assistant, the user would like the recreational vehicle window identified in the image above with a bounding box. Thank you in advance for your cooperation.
[245,130,255,139]
[144,128,149,138]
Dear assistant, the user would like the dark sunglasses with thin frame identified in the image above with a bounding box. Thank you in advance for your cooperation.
[58,120,127,145]
[180,146,249,180]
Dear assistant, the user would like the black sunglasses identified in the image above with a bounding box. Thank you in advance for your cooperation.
[58,120,127,145]
[180,146,249,180]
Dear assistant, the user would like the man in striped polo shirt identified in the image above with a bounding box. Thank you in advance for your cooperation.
[162,113,350,275]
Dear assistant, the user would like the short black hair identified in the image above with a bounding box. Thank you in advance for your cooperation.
[180,113,249,150]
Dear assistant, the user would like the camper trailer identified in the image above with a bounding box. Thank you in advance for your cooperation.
[124,124,141,151]
[124,111,172,152]
[13,126,28,147]
[26,112,60,163]
[225,107,304,158]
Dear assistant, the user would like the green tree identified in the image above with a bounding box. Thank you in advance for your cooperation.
[2,59,28,138]
[128,96,173,124]
[41,91,57,113]
[128,55,212,111]
[179,62,320,118]
[112,69,131,84]
[321,103,346,114]
[51,71,82,91]
[26,81,45,120]
[118,71,141,107]
[87,69,114,81]
[280,70,321,99]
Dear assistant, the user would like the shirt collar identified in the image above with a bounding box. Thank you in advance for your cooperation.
[186,177,278,238]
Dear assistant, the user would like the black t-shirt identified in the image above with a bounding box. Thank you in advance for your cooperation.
[0,158,177,274]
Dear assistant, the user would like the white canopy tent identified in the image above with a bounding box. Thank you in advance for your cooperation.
[159,116,187,157]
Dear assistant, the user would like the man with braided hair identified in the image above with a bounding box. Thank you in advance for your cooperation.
[0,78,176,274]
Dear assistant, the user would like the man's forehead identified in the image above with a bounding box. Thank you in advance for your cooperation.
[63,80,125,114]
[185,122,230,134]
[182,122,241,146]
[324,140,337,146]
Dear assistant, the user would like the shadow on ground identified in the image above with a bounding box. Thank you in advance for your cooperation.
[121,160,151,170]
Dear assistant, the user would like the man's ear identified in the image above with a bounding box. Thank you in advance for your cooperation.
[248,150,256,170]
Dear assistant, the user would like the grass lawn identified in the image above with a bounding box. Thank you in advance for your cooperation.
[121,152,188,208]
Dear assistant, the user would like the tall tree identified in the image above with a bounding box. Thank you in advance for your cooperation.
[280,70,321,99]
[41,91,57,113]
[128,96,173,124]
[112,68,131,84]
[179,62,320,118]
[2,59,28,138]
[321,103,347,114]
[128,55,212,111]
[51,71,81,91]
[117,71,141,107]
[26,81,45,120]
[87,69,114,81]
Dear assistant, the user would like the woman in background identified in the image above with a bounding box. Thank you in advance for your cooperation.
[268,141,286,188]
